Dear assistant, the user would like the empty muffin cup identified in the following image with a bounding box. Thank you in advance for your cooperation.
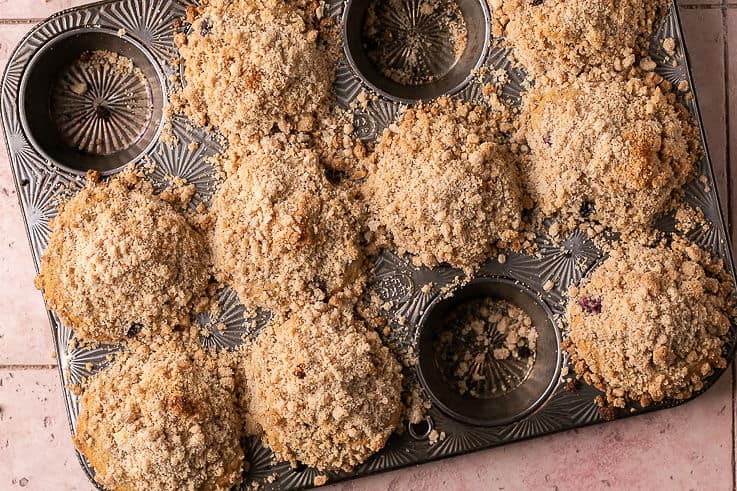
[342,0,490,103]
[417,277,561,426]
[19,28,165,174]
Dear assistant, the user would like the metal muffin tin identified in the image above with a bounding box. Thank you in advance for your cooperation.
[1,0,736,489]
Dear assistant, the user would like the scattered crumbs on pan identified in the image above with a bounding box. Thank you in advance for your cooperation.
[363,0,468,85]
[427,428,447,445]
[52,50,151,155]
[662,37,677,56]
[435,298,537,398]
[674,204,710,236]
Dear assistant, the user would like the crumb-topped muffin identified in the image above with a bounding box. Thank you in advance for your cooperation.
[564,239,733,408]
[175,0,336,144]
[74,342,244,491]
[243,305,403,471]
[365,97,526,271]
[34,168,209,344]
[492,0,663,81]
[209,146,365,315]
[521,75,698,234]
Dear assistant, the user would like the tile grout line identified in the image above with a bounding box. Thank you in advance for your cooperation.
[0,19,45,24]
[0,364,57,370]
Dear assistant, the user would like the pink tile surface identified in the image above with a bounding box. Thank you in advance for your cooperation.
[0,26,57,365]
[681,9,729,212]
[0,0,97,19]
[0,153,55,366]
[0,3,735,491]
[331,371,734,491]
[0,369,92,490]
[0,24,32,70]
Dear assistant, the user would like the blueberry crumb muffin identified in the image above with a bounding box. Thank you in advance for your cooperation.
[74,342,244,491]
[564,238,733,408]
[34,167,210,344]
[243,304,403,471]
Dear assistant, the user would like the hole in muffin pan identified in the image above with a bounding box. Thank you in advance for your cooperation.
[342,0,490,103]
[19,28,166,175]
[408,416,434,440]
[417,277,562,426]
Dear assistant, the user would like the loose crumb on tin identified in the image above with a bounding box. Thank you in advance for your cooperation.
[434,298,538,398]
[363,0,468,86]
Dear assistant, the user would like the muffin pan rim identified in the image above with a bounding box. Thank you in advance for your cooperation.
[17,25,168,176]
[416,276,563,427]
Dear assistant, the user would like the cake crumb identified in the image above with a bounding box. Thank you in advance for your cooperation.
[662,37,676,56]
[639,56,657,71]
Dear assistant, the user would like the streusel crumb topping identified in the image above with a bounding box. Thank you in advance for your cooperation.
[492,0,664,82]
[243,304,403,471]
[74,341,244,491]
[35,167,210,344]
[520,75,698,235]
[364,96,527,272]
[565,239,733,408]
[209,146,365,316]
[174,0,337,145]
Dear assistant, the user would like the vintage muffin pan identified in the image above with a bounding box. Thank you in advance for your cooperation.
[1,0,736,489]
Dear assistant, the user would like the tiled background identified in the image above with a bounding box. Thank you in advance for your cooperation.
[1,1,736,489]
